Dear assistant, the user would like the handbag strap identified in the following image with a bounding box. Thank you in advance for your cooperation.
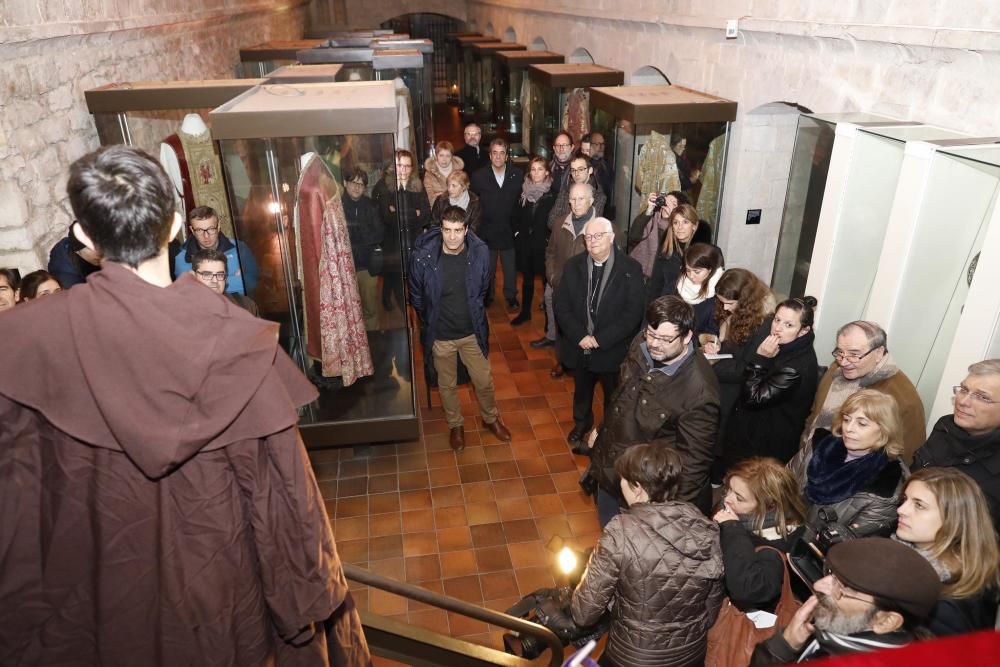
[754,545,797,617]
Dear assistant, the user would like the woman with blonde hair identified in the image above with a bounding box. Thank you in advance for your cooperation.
[423,140,464,204]
[714,457,808,613]
[895,467,1000,635]
[429,169,481,233]
[790,388,907,538]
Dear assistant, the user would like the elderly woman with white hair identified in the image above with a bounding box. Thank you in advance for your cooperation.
[554,216,646,446]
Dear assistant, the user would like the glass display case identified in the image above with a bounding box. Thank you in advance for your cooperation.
[84,79,264,239]
[445,32,482,103]
[295,46,376,81]
[494,50,563,153]
[771,113,916,300]
[329,33,409,48]
[305,28,395,39]
[210,81,419,447]
[587,84,736,241]
[468,41,526,128]
[372,49,433,160]
[238,41,329,77]
[525,64,623,159]
[455,35,499,114]
[264,64,343,84]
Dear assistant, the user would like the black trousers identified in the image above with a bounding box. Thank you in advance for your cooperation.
[572,363,618,430]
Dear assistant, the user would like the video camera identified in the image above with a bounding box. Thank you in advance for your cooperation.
[789,508,856,587]
[502,585,610,660]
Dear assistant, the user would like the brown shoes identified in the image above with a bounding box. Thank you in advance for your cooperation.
[550,361,565,379]
[483,416,512,442]
[449,426,466,452]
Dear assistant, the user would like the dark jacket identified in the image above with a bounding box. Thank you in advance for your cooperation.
[48,236,100,289]
[591,155,613,201]
[914,416,1000,533]
[0,262,368,667]
[723,324,819,466]
[407,227,491,357]
[711,330,763,455]
[927,590,1000,637]
[553,246,645,373]
[719,521,806,613]
[545,210,588,290]
[341,192,384,272]
[455,144,489,175]
[630,213,712,255]
[513,189,556,275]
[546,179,607,232]
[791,432,906,538]
[429,191,482,234]
[571,501,725,667]
[591,336,721,508]
[470,163,524,250]
[371,168,431,265]
[750,628,915,665]
[645,221,713,302]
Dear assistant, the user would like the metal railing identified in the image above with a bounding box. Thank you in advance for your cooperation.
[344,563,564,667]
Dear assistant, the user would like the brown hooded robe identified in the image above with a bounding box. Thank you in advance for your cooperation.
[0,262,370,667]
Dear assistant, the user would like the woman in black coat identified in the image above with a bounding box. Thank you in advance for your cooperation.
[429,171,482,233]
[511,157,556,326]
[722,297,819,469]
[646,203,712,304]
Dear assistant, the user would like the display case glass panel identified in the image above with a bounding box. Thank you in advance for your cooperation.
[84,79,264,240]
[330,33,409,47]
[588,85,736,241]
[371,39,435,156]
[444,32,482,102]
[372,50,433,161]
[294,46,376,81]
[468,42,525,127]
[238,41,328,77]
[210,81,418,446]
[494,50,563,152]
[264,64,343,84]
[455,35,499,114]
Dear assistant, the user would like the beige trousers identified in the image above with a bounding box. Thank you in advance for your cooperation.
[432,334,499,428]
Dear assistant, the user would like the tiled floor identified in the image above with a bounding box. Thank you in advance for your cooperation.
[308,280,607,664]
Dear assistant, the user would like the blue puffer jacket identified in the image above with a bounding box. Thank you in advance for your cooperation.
[408,227,491,357]
[174,233,258,297]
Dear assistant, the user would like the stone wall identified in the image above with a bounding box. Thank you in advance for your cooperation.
[457,0,1000,281]
[0,0,306,273]
[311,0,467,29]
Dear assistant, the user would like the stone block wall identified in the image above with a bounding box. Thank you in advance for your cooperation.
[0,0,306,273]
[452,0,1000,281]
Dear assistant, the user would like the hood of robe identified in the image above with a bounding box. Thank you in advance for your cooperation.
[0,261,317,480]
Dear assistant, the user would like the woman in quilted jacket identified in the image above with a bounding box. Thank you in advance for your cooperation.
[571,444,725,667]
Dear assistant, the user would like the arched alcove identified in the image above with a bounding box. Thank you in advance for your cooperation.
[467,19,478,32]
[567,48,593,64]
[503,27,516,43]
[530,36,547,50]
[484,22,495,37]
[631,65,670,85]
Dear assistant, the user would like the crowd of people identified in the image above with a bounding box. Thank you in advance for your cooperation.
[1,123,999,667]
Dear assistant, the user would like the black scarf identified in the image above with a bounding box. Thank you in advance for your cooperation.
[806,434,890,506]
[777,329,815,356]
[183,231,234,263]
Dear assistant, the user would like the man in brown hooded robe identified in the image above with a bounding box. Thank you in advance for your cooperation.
[0,146,371,667]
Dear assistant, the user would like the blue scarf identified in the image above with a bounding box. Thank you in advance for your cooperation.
[805,434,890,506]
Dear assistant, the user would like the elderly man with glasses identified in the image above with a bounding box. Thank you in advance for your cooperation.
[798,320,925,464]
[174,205,258,297]
[582,294,720,525]
[914,359,1000,532]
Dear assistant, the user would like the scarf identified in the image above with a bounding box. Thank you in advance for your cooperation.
[805,434,890,506]
[437,160,454,180]
[629,213,670,278]
[520,177,552,205]
[799,629,912,661]
[585,248,615,337]
[183,231,234,263]
[449,189,470,210]
[891,535,954,583]
[676,266,724,305]
[808,354,900,438]
[571,207,595,237]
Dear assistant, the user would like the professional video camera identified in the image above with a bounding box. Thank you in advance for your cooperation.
[502,585,610,660]
[789,508,856,587]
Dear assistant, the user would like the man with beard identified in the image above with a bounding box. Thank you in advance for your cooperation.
[455,123,489,175]
[750,538,942,665]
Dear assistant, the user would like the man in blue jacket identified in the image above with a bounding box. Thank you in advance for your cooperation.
[409,205,512,451]
[173,206,257,297]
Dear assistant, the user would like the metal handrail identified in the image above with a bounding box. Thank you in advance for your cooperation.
[344,563,564,667]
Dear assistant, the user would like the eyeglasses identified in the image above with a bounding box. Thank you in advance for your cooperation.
[553,143,572,149]
[832,347,878,364]
[583,232,609,242]
[645,328,681,345]
[191,226,219,236]
[570,166,590,174]
[196,271,227,282]
[953,385,997,405]
[822,567,874,605]
[591,141,606,147]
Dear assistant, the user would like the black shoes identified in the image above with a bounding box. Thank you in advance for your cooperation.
[530,337,555,349]
[506,297,520,311]
[567,425,589,444]
[511,312,531,326]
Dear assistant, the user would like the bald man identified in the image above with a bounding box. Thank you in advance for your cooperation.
[554,217,645,444]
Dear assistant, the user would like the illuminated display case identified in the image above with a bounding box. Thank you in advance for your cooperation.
[525,64,623,160]
[210,81,418,447]
[494,50,564,153]
[455,35,499,114]
[445,32,482,102]
[588,84,737,240]
[468,41,526,127]
[238,41,329,77]
[372,49,433,160]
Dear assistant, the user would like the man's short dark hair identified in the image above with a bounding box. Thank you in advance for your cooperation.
[345,167,368,187]
[441,205,469,227]
[489,137,508,152]
[188,206,218,224]
[67,146,176,268]
[191,248,229,273]
[0,268,21,290]
[553,131,574,147]
[645,295,695,336]
[614,443,683,502]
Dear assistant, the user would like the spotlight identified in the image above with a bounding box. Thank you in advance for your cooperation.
[558,547,578,576]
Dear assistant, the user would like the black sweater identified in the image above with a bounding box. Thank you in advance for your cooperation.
[719,521,805,613]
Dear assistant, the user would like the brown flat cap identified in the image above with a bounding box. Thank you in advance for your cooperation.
[826,537,942,619]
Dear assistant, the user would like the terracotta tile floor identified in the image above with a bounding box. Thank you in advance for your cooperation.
[309,281,607,664]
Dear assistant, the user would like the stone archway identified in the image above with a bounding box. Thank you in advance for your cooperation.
[567,48,593,64]
[484,22,495,36]
[530,36,547,50]
[631,65,670,85]
[503,27,516,43]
